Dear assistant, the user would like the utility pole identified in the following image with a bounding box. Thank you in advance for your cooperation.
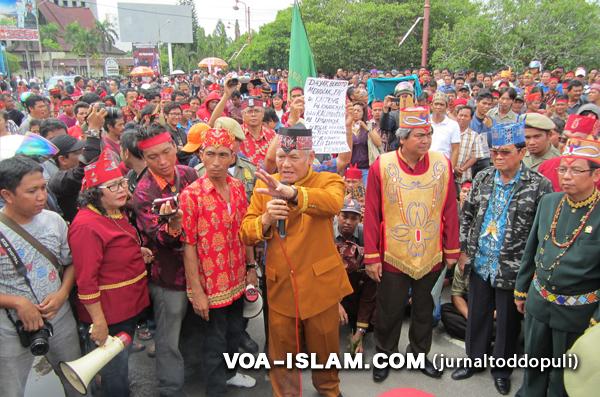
[421,0,430,67]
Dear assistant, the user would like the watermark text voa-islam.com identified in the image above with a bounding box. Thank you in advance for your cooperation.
[224,352,579,372]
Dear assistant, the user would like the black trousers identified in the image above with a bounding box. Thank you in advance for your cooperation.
[466,272,522,378]
[83,315,139,397]
[375,270,441,355]
[200,297,245,397]
[441,302,467,341]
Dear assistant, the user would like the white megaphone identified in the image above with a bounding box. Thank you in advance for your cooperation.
[59,332,132,395]
[243,284,263,319]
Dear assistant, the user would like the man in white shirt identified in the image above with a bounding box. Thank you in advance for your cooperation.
[431,92,461,168]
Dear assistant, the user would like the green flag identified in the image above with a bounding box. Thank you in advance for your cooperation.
[288,2,316,95]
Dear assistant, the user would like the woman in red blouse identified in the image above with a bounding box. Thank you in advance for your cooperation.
[69,150,151,397]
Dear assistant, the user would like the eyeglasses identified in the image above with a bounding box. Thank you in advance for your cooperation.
[167,112,182,117]
[99,179,128,192]
[490,149,518,157]
[556,167,593,176]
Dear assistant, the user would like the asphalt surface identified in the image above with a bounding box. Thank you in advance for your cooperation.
[25,290,521,397]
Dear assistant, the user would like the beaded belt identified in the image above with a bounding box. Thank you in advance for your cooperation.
[533,276,600,305]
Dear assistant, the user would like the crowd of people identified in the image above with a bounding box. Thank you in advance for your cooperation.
[0,62,599,397]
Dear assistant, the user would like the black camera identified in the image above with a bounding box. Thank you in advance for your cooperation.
[96,103,122,119]
[227,78,239,88]
[15,320,54,356]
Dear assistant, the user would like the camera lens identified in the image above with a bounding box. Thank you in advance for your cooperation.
[30,338,50,356]
[29,331,51,356]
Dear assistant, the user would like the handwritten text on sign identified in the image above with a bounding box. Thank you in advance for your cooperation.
[303,78,349,154]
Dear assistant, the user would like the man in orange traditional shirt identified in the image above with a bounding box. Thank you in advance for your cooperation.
[240,124,352,397]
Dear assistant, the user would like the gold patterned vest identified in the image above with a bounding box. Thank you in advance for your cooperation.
[379,151,450,279]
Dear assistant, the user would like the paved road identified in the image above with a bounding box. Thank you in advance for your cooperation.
[26,293,522,397]
[128,312,521,397]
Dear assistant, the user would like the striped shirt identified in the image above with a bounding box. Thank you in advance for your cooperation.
[457,127,485,182]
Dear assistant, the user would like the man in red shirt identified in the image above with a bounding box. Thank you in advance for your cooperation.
[121,89,139,124]
[57,97,76,128]
[239,98,275,167]
[180,128,257,394]
[364,106,460,382]
[67,102,89,140]
[539,112,600,191]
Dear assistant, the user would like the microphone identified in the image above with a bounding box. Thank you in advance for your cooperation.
[278,182,289,239]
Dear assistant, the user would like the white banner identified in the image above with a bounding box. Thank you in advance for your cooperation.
[303,78,349,154]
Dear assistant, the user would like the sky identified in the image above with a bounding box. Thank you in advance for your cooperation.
[94,0,294,49]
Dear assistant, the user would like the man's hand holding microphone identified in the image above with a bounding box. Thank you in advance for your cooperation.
[255,169,298,234]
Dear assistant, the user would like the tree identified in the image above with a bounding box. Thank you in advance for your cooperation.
[229,0,473,73]
[5,52,20,75]
[430,0,600,71]
[39,22,61,75]
[178,0,199,48]
[65,23,99,76]
[95,20,119,53]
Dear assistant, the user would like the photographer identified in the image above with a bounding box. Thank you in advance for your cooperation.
[49,106,105,223]
[0,156,86,397]
[131,125,197,396]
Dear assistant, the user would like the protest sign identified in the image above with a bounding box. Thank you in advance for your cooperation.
[303,78,349,154]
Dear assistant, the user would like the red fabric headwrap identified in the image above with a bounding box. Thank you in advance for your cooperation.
[526,92,542,103]
[344,164,362,180]
[81,149,123,191]
[371,101,384,110]
[137,132,173,151]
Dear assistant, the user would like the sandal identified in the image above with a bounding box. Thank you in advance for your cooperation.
[137,326,153,341]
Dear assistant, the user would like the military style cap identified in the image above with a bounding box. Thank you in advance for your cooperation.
[524,113,555,131]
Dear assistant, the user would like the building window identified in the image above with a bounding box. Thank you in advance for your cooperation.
[54,0,59,5]
[62,0,68,6]
[72,1,77,6]
[81,1,86,7]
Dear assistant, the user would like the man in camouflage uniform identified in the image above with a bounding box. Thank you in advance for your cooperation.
[451,120,553,395]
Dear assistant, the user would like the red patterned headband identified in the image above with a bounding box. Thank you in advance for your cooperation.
[137,132,172,151]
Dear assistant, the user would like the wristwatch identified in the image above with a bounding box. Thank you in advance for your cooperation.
[246,262,258,271]
[87,129,101,138]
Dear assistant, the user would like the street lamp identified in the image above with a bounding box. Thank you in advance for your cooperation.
[158,19,173,75]
[233,0,251,40]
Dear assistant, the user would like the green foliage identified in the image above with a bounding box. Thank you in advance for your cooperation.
[5,52,21,74]
[65,22,100,75]
[166,0,600,74]
[95,20,119,53]
[65,23,99,58]
[431,0,600,71]
[39,22,61,51]
[218,0,473,73]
